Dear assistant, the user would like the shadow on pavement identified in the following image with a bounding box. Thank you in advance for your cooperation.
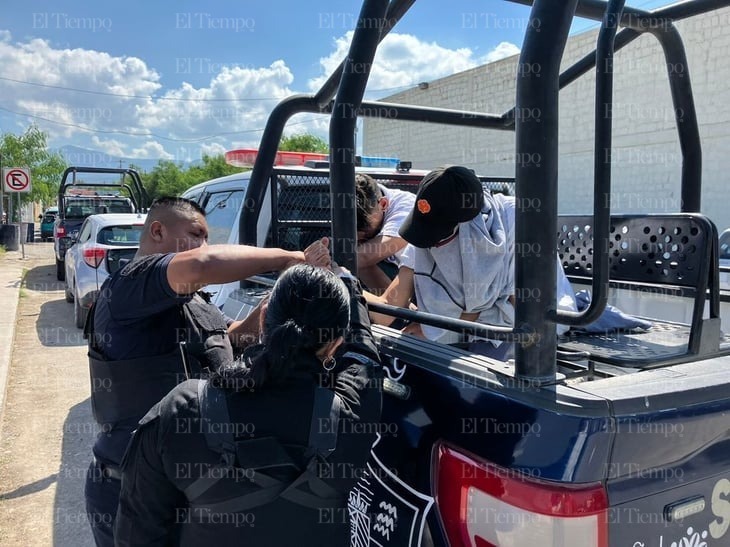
[0,474,58,501]
[24,263,64,293]
[36,300,86,347]
[53,398,95,547]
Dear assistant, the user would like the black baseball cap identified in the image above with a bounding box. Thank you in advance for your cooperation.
[398,166,485,248]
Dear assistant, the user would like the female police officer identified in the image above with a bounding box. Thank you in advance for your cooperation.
[114,263,382,546]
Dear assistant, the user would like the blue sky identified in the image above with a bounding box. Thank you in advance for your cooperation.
[0,0,671,164]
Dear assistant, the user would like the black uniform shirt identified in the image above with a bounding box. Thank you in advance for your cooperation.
[91,253,227,466]
[93,253,190,361]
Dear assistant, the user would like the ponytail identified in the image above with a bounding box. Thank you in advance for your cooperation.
[242,264,350,388]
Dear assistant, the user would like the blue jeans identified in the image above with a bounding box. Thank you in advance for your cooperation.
[84,459,121,547]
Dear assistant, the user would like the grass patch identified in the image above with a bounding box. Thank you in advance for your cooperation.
[19,268,29,297]
[0,244,6,258]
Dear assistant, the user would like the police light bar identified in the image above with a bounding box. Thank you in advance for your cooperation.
[359,155,400,168]
[225,148,403,170]
[225,148,328,168]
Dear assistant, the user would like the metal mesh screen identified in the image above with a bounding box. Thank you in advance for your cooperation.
[267,173,332,251]
[266,170,515,251]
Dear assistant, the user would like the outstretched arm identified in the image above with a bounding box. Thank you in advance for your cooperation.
[166,239,330,295]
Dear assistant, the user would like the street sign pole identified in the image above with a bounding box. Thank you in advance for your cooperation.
[2,167,32,255]
[18,191,24,258]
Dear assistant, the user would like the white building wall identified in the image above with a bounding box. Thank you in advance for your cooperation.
[363,8,730,232]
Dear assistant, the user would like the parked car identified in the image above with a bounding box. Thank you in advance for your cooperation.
[64,213,146,328]
[55,195,137,281]
[39,207,58,241]
[54,166,148,281]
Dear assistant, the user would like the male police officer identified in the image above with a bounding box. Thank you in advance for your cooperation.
[84,196,330,547]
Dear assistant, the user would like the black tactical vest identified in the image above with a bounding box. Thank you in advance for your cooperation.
[86,291,234,430]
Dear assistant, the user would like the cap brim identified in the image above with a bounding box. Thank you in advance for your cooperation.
[398,210,457,249]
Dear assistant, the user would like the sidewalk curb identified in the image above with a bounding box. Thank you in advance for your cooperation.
[0,250,25,424]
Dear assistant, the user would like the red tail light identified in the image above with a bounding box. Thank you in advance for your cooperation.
[57,226,66,237]
[83,247,107,268]
[434,443,608,547]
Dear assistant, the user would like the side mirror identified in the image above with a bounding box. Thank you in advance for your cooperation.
[38,214,43,220]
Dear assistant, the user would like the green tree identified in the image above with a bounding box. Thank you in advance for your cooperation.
[143,160,188,200]
[279,133,329,153]
[183,155,245,189]
[142,155,246,200]
[0,125,67,219]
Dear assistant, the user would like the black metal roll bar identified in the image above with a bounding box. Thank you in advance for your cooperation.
[240,0,728,382]
[548,0,626,327]
[57,166,149,219]
[369,302,535,344]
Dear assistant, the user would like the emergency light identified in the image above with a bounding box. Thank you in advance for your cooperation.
[225,148,402,169]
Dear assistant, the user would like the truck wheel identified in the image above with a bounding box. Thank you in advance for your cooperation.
[56,259,65,281]
[74,291,87,329]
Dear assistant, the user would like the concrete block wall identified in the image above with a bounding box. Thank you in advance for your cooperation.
[362,8,730,234]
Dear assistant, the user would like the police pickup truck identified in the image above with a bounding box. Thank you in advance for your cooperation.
[187,1,730,545]
[54,167,148,281]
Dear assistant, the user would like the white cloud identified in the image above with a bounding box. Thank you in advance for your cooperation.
[0,33,162,154]
[134,61,294,141]
[0,33,302,160]
[0,29,520,162]
[91,136,126,157]
[481,41,520,64]
[309,32,520,97]
[130,141,174,160]
[200,142,228,157]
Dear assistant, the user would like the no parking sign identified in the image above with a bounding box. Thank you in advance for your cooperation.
[3,168,32,193]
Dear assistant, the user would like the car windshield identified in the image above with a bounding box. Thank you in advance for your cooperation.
[42,215,55,223]
[65,198,133,218]
[97,225,143,246]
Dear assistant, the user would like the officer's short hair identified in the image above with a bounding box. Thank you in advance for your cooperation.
[148,196,205,219]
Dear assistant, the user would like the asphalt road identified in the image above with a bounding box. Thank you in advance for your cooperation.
[0,241,95,547]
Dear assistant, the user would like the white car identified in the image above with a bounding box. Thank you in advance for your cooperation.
[64,213,147,328]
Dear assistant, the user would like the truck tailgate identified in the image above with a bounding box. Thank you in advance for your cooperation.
[572,356,730,546]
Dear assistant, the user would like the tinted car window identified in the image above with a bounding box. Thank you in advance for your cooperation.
[64,198,134,218]
[204,191,244,245]
[97,225,143,246]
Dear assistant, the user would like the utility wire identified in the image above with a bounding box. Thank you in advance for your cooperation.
[0,104,322,142]
[0,75,413,102]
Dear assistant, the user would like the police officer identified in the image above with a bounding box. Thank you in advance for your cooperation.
[84,197,330,547]
[114,263,382,546]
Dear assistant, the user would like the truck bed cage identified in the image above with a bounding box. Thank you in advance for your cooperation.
[557,213,725,366]
[240,0,730,382]
[58,167,149,218]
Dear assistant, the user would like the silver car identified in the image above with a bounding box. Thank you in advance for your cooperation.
[64,213,147,328]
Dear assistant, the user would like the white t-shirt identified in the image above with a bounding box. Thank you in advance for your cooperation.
[378,185,415,266]
[400,193,575,343]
